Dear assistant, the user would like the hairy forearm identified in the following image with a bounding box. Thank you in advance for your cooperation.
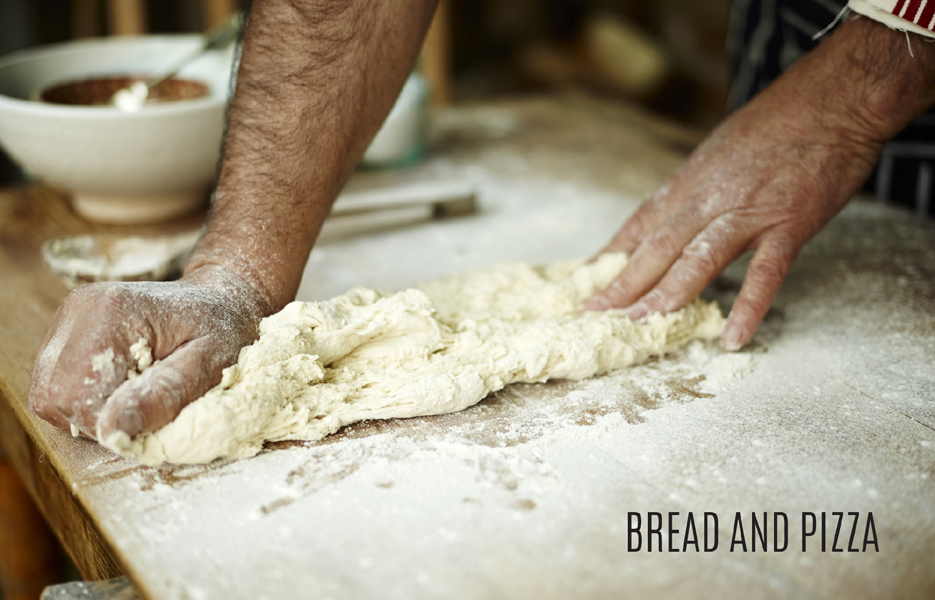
[185,0,438,312]
[782,15,935,142]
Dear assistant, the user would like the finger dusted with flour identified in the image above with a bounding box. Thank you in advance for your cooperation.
[587,15,935,350]
[29,0,441,438]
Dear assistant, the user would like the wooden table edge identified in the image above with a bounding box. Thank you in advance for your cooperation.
[0,379,124,582]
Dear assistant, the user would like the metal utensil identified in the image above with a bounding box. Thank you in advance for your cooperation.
[111,14,241,112]
[41,181,477,286]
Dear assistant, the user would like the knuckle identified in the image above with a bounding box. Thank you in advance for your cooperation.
[748,257,788,288]
[149,369,189,418]
[71,282,112,303]
[64,284,94,303]
[64,283,127,318]
[609,279,629,297]
[600,279,634,309]
[58,291,86,317]
[609,216,647,253]
[95,284,128,310]
[647,180,673,205]
[622,213,645,239]
[768,231,801,257]
[643,288,677,314]
[643,231,679,260]
[692,188,725,221]
[772,189,799,215]
[29,394,58,421]
[681,239,720,274]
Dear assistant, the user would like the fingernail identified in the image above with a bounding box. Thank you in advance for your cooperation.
[721,321,746,351]
[623,303,649,323]
[115,407,144,437]
[609,280,628,295]
[584,296,611,311]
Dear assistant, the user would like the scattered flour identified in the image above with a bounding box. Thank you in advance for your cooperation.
[90,348,116,379]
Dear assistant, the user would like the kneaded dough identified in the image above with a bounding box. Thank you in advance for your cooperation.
[104,254,724,465]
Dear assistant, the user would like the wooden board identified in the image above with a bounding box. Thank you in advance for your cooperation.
[0,186,203,581]
[0,95,933,600]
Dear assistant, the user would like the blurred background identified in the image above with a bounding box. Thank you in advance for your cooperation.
[0,0,733,185]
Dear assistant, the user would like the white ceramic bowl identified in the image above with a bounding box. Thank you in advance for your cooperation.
[0,36,233,223]
[361,72,429,168]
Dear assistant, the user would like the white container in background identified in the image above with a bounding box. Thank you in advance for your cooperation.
[361,71,429,169]
[0,36,233,224]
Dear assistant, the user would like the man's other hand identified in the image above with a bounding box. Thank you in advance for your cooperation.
[584,17,918,350]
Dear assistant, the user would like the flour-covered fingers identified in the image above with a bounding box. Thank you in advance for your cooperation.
[595,184,680,259]
[96,336,227,442]
[31,287,145,436]
[46,331,134,436]
[586,205,708,311]
[597,198,661,257]
[621,219,749,322]
[720,234,799,351]
[29,305,77,430]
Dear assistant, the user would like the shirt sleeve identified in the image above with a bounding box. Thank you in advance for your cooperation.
[849,0,935,38]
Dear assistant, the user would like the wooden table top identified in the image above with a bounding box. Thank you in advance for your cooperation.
[0,186,204,582]
[1,95,933,600]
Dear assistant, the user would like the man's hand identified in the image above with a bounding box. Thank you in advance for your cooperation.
[29,266,270,442]
[29,0,438,440]
[586,16,935,350]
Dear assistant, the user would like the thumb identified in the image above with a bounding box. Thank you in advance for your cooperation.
[95,336,231,443]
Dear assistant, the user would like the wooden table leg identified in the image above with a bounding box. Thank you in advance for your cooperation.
[107,0,147,35]
[421,0,451,108]
[0,452,65,600]
[0,388,122,584]
[202,0,238,29]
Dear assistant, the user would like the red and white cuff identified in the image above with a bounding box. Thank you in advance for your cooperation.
[849,0,935,37]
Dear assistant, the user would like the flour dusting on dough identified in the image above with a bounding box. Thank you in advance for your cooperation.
[103,254,725,465]
[127,337,153,380]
